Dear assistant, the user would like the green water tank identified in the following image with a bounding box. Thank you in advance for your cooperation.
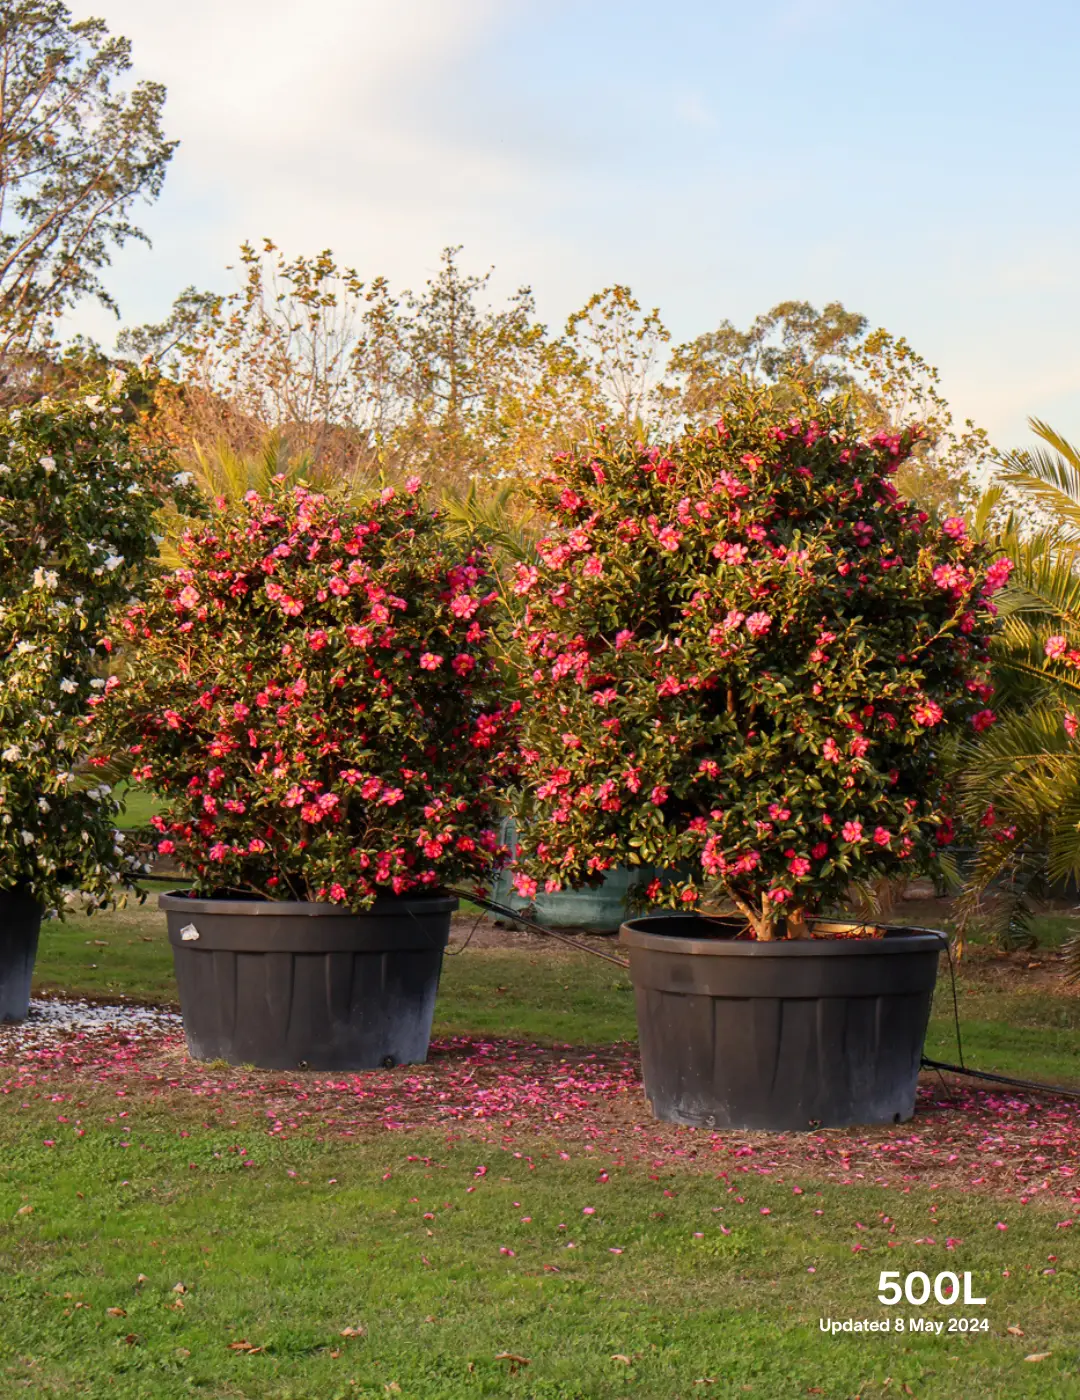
[490,817,649,934]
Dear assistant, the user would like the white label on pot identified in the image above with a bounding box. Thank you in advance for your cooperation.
[179,923,200,941]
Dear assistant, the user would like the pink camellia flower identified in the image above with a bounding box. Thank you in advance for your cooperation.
[942,516,967,539]
[404,475,422,494]
[419,653,443,670]
[451,654,476,677]
[971,709,996,732]
[513,872,538,899]
[513,564,540,596]
[450,593,479,618]
[208,842,229,861]
[822,737,841,763]
[178,585,200,609]
[1066,712,1079,738]
[614,628,635,650]
[745,611,772,637]
[157,839,175,854]
[982,557,1013,594]
[650,785,669,805]
[768,886,792,903]
[307,629,328,651]
[248,838,267,853]
[913,700,944,727]
[788,856,811,877]
[873,826,891,847]
[932,563,969,592]
[582,555,604,577]
[1046,635,1068,659]
[656,525,683,551]
[811,842,829,860]
[722,609,745,632]
[841,820,863,843]
[379,787,405,806]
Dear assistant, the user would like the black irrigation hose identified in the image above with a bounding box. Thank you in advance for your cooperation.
[921,929,1080,1100]
[919,1056,1080,1102]
[446,888,632,969]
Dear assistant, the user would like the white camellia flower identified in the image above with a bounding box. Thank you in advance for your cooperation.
[20,830,34,845]
[103,553,124,571]
[32,567,59,589]
[59,677,78,693]
[172,471,193,488]
[1,745,21,761]
[89,677,106,689]
[37,797,50,813]
[39,455,56,473]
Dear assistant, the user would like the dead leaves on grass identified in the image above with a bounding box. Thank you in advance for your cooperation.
[495,1351,530,1375]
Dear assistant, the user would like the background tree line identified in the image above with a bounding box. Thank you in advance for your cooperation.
[0,0,992,521]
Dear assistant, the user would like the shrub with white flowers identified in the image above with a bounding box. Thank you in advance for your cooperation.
[0,376,195,912]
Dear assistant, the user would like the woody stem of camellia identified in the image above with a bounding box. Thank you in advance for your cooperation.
[785,908,809,939]
[727,887,774,940]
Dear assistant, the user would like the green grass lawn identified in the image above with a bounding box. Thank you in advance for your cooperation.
[113,784,163,831]
[0,1098,1077,1399]
[11,901,1080,1396]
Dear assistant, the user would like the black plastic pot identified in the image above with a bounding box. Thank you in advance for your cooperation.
[620,914,944,1131]
[160,891,457,1071]
[0,887,43,1023]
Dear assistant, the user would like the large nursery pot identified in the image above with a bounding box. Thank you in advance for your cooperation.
[160,890,457,1071]
[620,914,944,1131]
[0,887,43,1023]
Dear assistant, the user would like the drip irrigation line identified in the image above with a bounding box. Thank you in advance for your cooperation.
[923,930,1080,1100]
[920,1057,1080,1102]
[446,889,632,969]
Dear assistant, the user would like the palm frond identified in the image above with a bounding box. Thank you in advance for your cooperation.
[998,419,1080,542]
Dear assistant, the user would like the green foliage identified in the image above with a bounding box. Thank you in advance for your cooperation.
[0,2,174,362]
[101,479,516,905]
[509,386,1000,938]
[0,374,191,911]
[957,421,1080,959]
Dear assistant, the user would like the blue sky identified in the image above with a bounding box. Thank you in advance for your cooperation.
[77,0,1080,449]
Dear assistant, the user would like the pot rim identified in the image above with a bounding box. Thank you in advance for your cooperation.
[620,915,945,957]
[159,890,459,918]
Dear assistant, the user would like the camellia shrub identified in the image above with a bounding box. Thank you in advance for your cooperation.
[103,479,515,904]
[0,377,189,912]
[508,386,1008,939]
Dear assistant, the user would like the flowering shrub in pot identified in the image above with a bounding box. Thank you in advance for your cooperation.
[0,378,183,1020]
[103,478,514,1069]
[509,385,1005,1127]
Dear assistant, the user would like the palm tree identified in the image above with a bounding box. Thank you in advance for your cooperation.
[956,421,1080,972]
